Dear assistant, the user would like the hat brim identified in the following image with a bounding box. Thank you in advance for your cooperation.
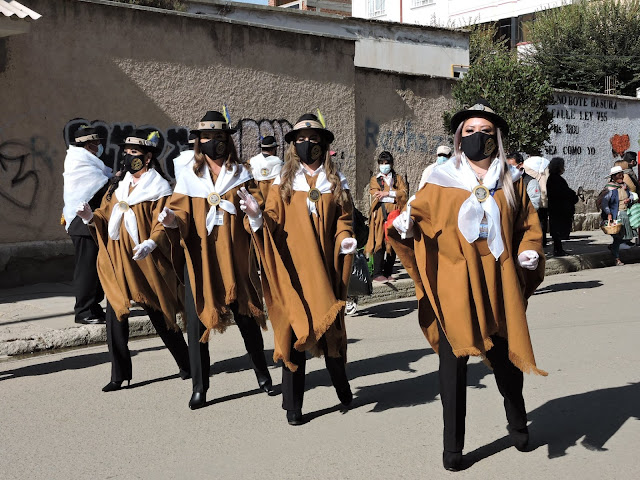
[191,127,237,135]
[119,141,161,153]
[450,110,509,135]
[284,128,334,144]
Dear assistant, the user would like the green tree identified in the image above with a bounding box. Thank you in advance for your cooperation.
[113,0,186,11]
[528,0,640,96]
[444,26,554,155]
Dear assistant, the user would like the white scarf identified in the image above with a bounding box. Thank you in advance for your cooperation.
[249,153,283,181]
[62,146,113,231]
[427,155,521,259]
[107,170,173,245]
[173,150,195,182]
[376,172,394,187]
[173,159,252,235]
[273,165,349,216]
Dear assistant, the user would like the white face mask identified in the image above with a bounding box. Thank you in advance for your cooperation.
[379,164,391,175]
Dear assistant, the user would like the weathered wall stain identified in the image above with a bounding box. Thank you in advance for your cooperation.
[364,118,447,154]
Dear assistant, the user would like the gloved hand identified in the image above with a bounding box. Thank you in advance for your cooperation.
[518,250,539,270]
[392,210,414,238]
[132,239,157,261]
[158,207,177,228]
[238,187,261,219]
[76,202,93,223]
[339,237,358,255]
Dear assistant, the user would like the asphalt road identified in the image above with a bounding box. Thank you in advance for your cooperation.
[1,265,639,479]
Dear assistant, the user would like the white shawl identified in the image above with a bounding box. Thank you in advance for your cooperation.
[273,165,349,216]
[173,150,195,182]
[107,170,173,245]
[427,155,521,259]
[62,146,113,231]
[173,160,252,235]
[249,153,283,181]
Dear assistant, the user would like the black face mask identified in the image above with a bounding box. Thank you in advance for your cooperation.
[460,131,498,161]
[200,138,227,159]
[295,141,324,165]
[122,153,146,174]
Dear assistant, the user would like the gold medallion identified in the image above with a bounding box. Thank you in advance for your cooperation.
[260,167,269,176]
[483,138,497,156]
[131,158,144,171]
[308,188,321,203]
[472,185,490,203]
[207,192,221,206]
[117,201,130,211]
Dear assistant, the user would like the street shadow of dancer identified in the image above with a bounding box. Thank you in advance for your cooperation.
[465,382,640,465]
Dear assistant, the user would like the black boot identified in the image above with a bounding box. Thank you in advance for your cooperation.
[189,391,206,410]
[286,409,303,426]
[507,425,529,451]
[249,352,275,395]
[442,450,463,471]
[102,380,129,392]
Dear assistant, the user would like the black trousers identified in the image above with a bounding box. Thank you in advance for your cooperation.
[70,234,104,320]
[184,271,267,394]
[105,302,190,382]
[437,322,526,453]
[537,207,548,246]
[373,245,396,278]
[281,331,350,412]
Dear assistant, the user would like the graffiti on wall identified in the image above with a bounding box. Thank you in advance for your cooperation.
[63,118,293,179]
[364,118,449,155]
[0,136,57,211]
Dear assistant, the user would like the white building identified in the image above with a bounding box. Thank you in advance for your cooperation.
[353,0,572,47]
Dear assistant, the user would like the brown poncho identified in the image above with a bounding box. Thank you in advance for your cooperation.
[365,173,408,256]
[91,188,182,329]
[252,175,354,371]
[389,178,547,375]
[155,176,266,342]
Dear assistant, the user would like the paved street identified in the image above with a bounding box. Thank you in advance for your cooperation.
[1,265,639,479]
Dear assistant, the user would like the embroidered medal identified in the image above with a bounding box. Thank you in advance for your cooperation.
[483,138,497,156]
[215,142,227,156]
[260,168,269,176]
[131,158,144,171]
[117,201,130,211]
[310,144,323,161]
[472,185,490,203]
[308,188,321,203]
[207,192,221,206]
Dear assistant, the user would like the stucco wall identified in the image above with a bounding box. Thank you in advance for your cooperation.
[0,0,357,243]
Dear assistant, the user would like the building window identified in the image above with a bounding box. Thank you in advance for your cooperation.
[412,0,434,7]
[367,0,385,17]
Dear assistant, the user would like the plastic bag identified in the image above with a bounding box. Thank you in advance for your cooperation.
[348,250,373,296]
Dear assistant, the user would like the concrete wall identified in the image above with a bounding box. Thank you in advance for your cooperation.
[353,68,455,206]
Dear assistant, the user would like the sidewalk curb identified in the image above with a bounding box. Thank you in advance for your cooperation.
[2,248,638,358]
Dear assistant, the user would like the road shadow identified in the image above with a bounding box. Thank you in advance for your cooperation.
[533,280,603,295]
[352,299,417,319]
[464,382,640,467]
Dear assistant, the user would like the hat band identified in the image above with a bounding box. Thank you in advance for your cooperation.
[292,120,324,132]
[124,137,156,147]
[75,134,100,143]
[198,121,229,131]
[468,103,497,115]
[261,142,277,148]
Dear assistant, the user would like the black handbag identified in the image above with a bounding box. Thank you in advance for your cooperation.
[348,250,373,296]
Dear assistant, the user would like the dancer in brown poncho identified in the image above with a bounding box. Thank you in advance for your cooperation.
[139,111,274,410]
[76,129,190,392]
[239,113,356,425]
[364,150,408,281]
[391,100,546,471]
[249,135,283,201]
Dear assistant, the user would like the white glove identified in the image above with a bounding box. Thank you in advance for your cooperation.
[158,207,177,228]
[132,239,157,261]
[237,187,261,218]
[392,210,414,239]
[518,250,539,270]
[339,237,358,255]
[76,202,93,223]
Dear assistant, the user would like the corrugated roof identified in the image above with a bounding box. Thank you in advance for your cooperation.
[0,0,41,19]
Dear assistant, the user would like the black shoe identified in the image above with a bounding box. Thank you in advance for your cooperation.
[179,369,191,380]
[507,425,529,452]
[442,451,463,472]
[102,380,129,392]
[249,352,274,394]
[286,409,303,426]
[75,316,106,325]
[259,378,276,396]
[337,387,353,407]
[189,391,206,410]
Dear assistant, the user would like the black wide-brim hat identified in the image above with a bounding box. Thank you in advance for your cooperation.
[73,125,105,145]
[120,128,161,152]
[284,113,334,144]
[450,99,509,135]
[192,111,237,134]
[261,135,277,148]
